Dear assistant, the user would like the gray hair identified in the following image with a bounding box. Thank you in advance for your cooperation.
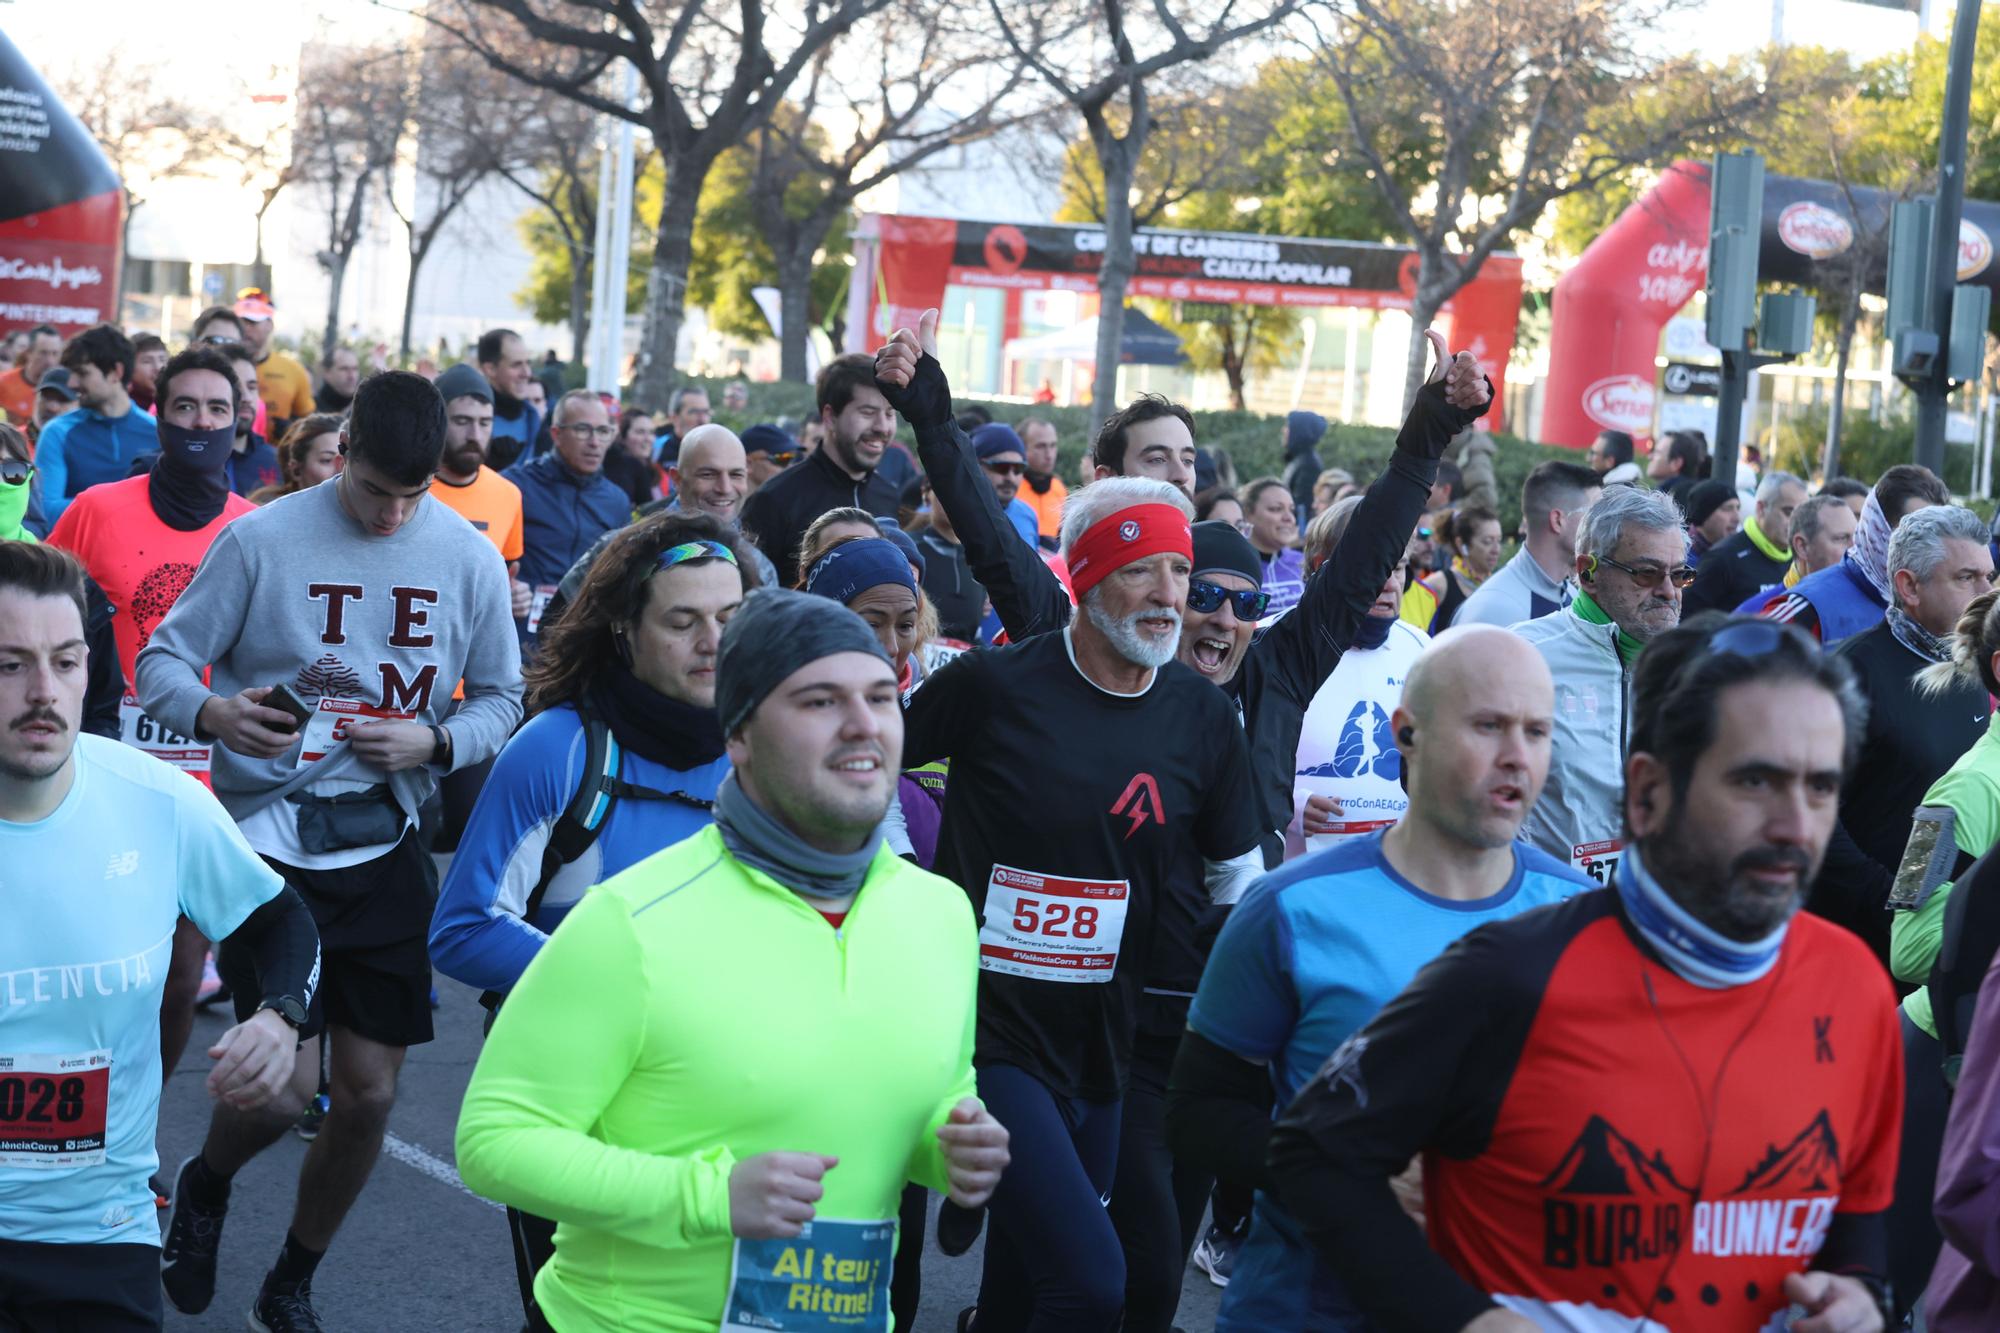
[551,387,602,427]
[1059,476,1194,558]
[1756,470,1804,504]
[1579,485,1686,562]
[668,385,710,414]
[1887,503,1990,580]
[1790,493,1845,546]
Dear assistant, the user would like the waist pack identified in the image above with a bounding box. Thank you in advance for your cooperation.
[290,784,404,856]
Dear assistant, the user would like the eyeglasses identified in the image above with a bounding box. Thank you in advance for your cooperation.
[983,461,1026,477]
[1596,554,1697,590]
[0,458,32,486]
[1187,578,1271,621]
[559,423,617,441]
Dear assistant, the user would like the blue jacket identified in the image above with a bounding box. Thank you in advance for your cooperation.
[503,452,632,634]
[428,703,731,994]
[226,435,280,498]
[1790,558,1886,644]
[35,404,158,523]
[489,399,542,455]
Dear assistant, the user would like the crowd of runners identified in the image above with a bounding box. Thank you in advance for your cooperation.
[4,289,2000,1333]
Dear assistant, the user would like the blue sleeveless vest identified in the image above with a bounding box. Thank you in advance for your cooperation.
[1790,559,1886,644]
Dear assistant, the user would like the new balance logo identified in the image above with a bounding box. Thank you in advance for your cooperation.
[103,851,139,880]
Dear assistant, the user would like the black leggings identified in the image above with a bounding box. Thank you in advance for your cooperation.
[1109,1029,1215,1333]
[1887,1013,1952,1320]
[0,1238,161,1331]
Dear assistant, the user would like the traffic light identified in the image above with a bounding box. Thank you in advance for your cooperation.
[1949,283,1992,382]
[1888,199,1936,378]
[1758,292,1817,356]
[1705,152,1764,352]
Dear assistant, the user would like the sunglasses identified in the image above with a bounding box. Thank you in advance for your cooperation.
[0,458,31,486]
[1596,554,1697,590]
[1693,619,1790,662]
[760,449,799,467]
[197,334,235,346]
[983,461,1026,477]
[1187,578,1271,621]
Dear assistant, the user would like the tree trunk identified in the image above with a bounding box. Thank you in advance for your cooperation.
[1401,267,1449,412]
[1221,321,1247,411]
[1091,140,1140,437]
[322,252,350,360]
[773,240,816,384]
[322,175,372,364]
[631,153,708,408]
[399,248,422,359]
[1822,282,1861,481]
[567,239,590,365]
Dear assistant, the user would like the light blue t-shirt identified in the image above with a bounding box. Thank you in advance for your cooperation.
[1189,829,1588,1332]
[0,735,283,1245]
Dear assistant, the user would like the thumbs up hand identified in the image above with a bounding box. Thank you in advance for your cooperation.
[874,308,954,429]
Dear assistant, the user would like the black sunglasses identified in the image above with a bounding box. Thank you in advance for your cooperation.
[1596,554,1697,590]
[0,458,32,486]
[1187,578,1270,621]
[983,461,1027,477]
[1693,619,1790,662]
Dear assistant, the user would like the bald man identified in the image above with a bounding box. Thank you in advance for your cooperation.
[1166,626,1593,1332]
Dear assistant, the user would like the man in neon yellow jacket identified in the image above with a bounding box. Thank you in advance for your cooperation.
[457,589,1009,1332]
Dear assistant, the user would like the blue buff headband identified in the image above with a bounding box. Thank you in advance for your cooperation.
[803,537,919,606]
[658,540,738,570]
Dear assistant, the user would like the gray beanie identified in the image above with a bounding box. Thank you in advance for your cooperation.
[715,588,894,736]
[433,362,492,406]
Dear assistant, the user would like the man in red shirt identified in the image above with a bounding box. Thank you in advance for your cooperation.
[0,322,60,425]
[1270,614,1901,1333]
[48,344,260,1125]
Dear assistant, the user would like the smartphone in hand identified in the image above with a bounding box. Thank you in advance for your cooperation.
[263,683,313,734]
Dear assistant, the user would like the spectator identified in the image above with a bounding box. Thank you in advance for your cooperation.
[1243,477,1305,617]
[1280,410,1326,524]
[129,333,168,415]
[216,342,281,497]
[316,346,362,414]
[478,328,542,463]
[1585,428,1641,485]
[231,288,314,437]
[249,413,346,504]
[1016,415,1067,545]
[34,325,157,525]
[1683,470,1805,611]
[0,322,60,424]
[969,422,1041,549]
[738,355,900,586]
[504,387,631,650]
[603,407,661,507]
[1514,485,1688,876]
[1681,478,1739,566]
[740,422,797,496]
[657,385,711,466]
[1647,428,1707,512]
[1454,460,1600,627]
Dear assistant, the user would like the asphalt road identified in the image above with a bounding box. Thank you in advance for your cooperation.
[157,973,1226,1332]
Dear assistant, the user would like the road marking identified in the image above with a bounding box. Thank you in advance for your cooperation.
[382,1132,501,1212]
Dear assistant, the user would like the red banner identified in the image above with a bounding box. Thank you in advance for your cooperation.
[0,193,123,335]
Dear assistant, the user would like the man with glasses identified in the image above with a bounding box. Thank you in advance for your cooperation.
[503,388,632,652]
[1268,615,1898,1333]
[970,422,1042,549]
[1513,486,1690,880]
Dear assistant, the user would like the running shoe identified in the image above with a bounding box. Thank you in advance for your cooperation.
[249,1274,327,1332]
[159,1155,228,1313]
[294,1092,329,1142]
[1191,1223,1242,1288]
[149,1170,172,1210]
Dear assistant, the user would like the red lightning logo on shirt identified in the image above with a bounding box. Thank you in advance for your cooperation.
[1111,773,1165,840]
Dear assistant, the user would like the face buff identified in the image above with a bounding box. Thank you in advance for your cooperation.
[150,420,235,531]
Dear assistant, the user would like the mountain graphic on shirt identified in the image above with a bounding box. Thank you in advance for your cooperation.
[1727,1108,1841,1196]
[1300,701,1400,781]
[1539,1115,1695,1198]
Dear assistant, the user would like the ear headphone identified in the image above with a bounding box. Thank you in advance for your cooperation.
[1583,555,1599,580]
[612,627,634,666]
[1398,726,1414,746]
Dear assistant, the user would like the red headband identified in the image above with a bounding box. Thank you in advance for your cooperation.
[1066,503,1193,599]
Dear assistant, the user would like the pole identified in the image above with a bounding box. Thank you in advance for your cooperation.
[587,124,617,394]
[1916,0,1982,475]
[1714,349,1747,488]
[601,61,637,397]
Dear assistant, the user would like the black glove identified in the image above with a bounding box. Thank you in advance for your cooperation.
[875,351,955,431]
[1393,373,1494,463]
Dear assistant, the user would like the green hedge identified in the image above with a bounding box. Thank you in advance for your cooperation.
[683,374,1575,534]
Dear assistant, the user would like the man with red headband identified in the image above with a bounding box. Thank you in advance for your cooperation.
[900,473,1264,1332]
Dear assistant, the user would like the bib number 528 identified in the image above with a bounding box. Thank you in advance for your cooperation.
[1011,899,1100,939]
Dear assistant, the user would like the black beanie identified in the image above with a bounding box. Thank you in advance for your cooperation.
[1191,520,1264,586]
[1685,479,1735,529]
[715,588,893,736]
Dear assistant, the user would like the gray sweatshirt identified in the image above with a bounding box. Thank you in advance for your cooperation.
[136,481,524,824]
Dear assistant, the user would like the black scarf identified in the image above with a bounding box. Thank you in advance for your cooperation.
[1352,613,1393,650]
[493,386,526,421]
[587,659,726,772]
[150,421,234,531]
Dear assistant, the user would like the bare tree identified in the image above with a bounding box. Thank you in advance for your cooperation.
[1304,0,1829,409]
[499,96,605,364]
[989,0,1301,434]
[52,54,236,308]
[291,43,414,356]
[422,0,897,404]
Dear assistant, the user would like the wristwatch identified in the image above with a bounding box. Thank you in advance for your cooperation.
[256,996,308,1029]
[428,723,451,767]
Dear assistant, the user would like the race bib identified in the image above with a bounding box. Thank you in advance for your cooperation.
[1572,838,1625,886]
[722,1217,893,1332]
[0,1050,111,1169]
[527,584,559,634]
[118,693,210,775]
[979,863,1129,983]
[294,697,414,768]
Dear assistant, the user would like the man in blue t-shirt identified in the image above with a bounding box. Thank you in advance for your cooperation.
[0,543,320,1330]
[34,325,159,525]
[1168,625,1590,1332]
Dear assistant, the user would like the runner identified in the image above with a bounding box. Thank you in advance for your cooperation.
[1400,502,1502,633]
[1763,464,1950,642]
[33,324,158,525]
[1735,490,1858,606]
[48,344,264,1135]
[137,369,523,1330]
[455,588,1008,1333]
[0,541,320,1332]
[432,512,753,1325]
[1683,470,1805,612]
[1269,614,1899,1333]
[1168,626,1588,1331]
[1451,461,1600,628]
[504,388,631,653]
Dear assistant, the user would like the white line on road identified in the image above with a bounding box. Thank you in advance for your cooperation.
[381,1132,501,1212]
